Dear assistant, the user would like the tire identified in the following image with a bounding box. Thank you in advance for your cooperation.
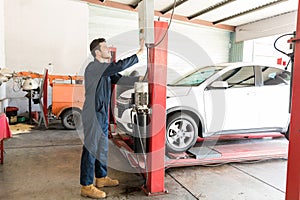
[166,113,198,153]
[61,109,82,130]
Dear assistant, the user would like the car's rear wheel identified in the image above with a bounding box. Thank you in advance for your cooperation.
[166,113,198,153]
[61,109,82,130]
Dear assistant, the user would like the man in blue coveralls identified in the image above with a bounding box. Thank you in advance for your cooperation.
[80,38,144,199]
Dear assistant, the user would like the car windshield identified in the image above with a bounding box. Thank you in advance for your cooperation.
[170,66,224,86]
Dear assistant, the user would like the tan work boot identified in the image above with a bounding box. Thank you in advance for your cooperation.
[96,176,119,188]
[81,184,106,199]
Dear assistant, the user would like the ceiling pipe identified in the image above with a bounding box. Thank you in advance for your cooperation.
[213,0,288,25]
[188,0,236,20]
[160,0,189,15]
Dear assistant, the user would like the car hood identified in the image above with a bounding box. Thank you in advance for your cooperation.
[119,86,192,99]
[167,86,192,97]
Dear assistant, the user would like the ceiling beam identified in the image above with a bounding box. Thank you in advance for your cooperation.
[160,0,189,15]
[130,0,143,9]
[83,0,136,11]
[213,0,288,25]
[155,11,235,31]
[235,10,297,42]
[188,0,237,20]
[81,0,235,31]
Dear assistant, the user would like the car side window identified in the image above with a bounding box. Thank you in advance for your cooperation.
[218,66,255,88]
[262,67,291,85]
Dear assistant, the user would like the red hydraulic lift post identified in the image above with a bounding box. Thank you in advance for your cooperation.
[145,21,168,195]
[286,0,300,199]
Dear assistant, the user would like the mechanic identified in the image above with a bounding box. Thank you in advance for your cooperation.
[80,37,144,199]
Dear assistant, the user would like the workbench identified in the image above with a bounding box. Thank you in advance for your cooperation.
[0,113,12,164]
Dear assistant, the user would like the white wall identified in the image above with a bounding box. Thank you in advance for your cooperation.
[243,34,292,68]
[170,20,231,65]
[3,1,230,78]
[4,0,89,75]
[0,0,6,113]
[0,0,5,68]
[89,5,139,43]
[89,4,231,83]
[242,40,254,62]
[167,21,231,82]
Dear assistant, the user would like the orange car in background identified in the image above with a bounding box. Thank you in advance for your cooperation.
[51,83,84,129]
[18,71,85,129]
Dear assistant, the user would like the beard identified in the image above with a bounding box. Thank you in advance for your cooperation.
[102,52,112,60]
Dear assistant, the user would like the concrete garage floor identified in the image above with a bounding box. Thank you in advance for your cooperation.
[0,122,288,200]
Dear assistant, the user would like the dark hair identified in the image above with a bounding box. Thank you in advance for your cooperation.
[90,38,106,57]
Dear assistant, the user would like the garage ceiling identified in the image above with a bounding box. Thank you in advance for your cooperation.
[89,0,298,27]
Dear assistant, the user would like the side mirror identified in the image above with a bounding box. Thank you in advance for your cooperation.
[208,81,229,89]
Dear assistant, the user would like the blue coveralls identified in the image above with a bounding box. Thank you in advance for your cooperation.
[80,55,138,186]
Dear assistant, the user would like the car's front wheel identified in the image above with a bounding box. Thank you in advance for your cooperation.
[166,113,198,153]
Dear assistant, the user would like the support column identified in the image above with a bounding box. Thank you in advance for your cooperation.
[0,0,5,67]
[145,21,168,195]
[286,0,300,199]
[43,70,48,127]
[0,140,3,164]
